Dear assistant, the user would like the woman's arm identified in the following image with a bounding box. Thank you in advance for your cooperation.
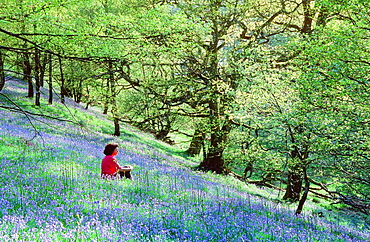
[119,165,133,172]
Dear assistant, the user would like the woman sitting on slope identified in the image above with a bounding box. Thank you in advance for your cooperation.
[101,143,133,180]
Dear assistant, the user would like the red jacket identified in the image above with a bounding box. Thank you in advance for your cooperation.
[101,155,122,177]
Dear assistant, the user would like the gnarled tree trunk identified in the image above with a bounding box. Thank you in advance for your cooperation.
[283,144,309,202]
[283,166,303,202]
[295,166,310,214]
[199,118,231,174]
[186,127,205,156]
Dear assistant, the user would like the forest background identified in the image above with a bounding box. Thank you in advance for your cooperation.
[0,0,369,216]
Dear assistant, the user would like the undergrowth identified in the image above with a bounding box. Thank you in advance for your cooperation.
[0,79,368,241]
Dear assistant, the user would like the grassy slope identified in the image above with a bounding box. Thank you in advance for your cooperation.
[0,79,369,241]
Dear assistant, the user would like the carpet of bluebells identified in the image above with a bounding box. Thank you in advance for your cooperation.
[0,79,369,241]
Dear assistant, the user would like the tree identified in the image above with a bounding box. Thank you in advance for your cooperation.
[186,125,206,156]
[293,7,370,212]
[239,0,370,212]
[1,0,368,214]
[0,50,5,91]
[169,0,251,173]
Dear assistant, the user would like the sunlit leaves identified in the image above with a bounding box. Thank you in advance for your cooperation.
[291,0,370,201]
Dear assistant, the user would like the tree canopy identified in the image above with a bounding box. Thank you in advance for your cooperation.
[1,0,369,214]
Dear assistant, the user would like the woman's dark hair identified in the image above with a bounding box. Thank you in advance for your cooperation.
[104,143,118,155]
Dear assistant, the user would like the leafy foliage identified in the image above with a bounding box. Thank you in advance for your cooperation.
[0,0,369,214]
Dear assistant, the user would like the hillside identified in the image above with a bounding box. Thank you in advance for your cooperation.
[0,78,369,241]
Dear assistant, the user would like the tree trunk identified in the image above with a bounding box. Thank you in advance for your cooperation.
[58,56,65,104]
[108,60,120,136]
[186,128,205,156]
[103,77,110,114]
[302,0,314,34]
[113,117,120,136]
[74,80,83,103]
[39,52,48,87]
[103,105,108,114]
[295,166,310,215]
[283,169,303,202]
[48,54,53,104]
[199,122,230,174]
[34,49,41,106]
[200,149,225,174]
[0,50,5,91]
[198,87,232,173]
[283,147,305,202]
[155,129,169,141]
[23,52,33,98]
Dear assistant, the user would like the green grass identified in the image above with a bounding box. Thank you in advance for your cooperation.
[0,79,368,241]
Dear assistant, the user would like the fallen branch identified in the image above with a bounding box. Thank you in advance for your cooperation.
[309,177,369,215]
